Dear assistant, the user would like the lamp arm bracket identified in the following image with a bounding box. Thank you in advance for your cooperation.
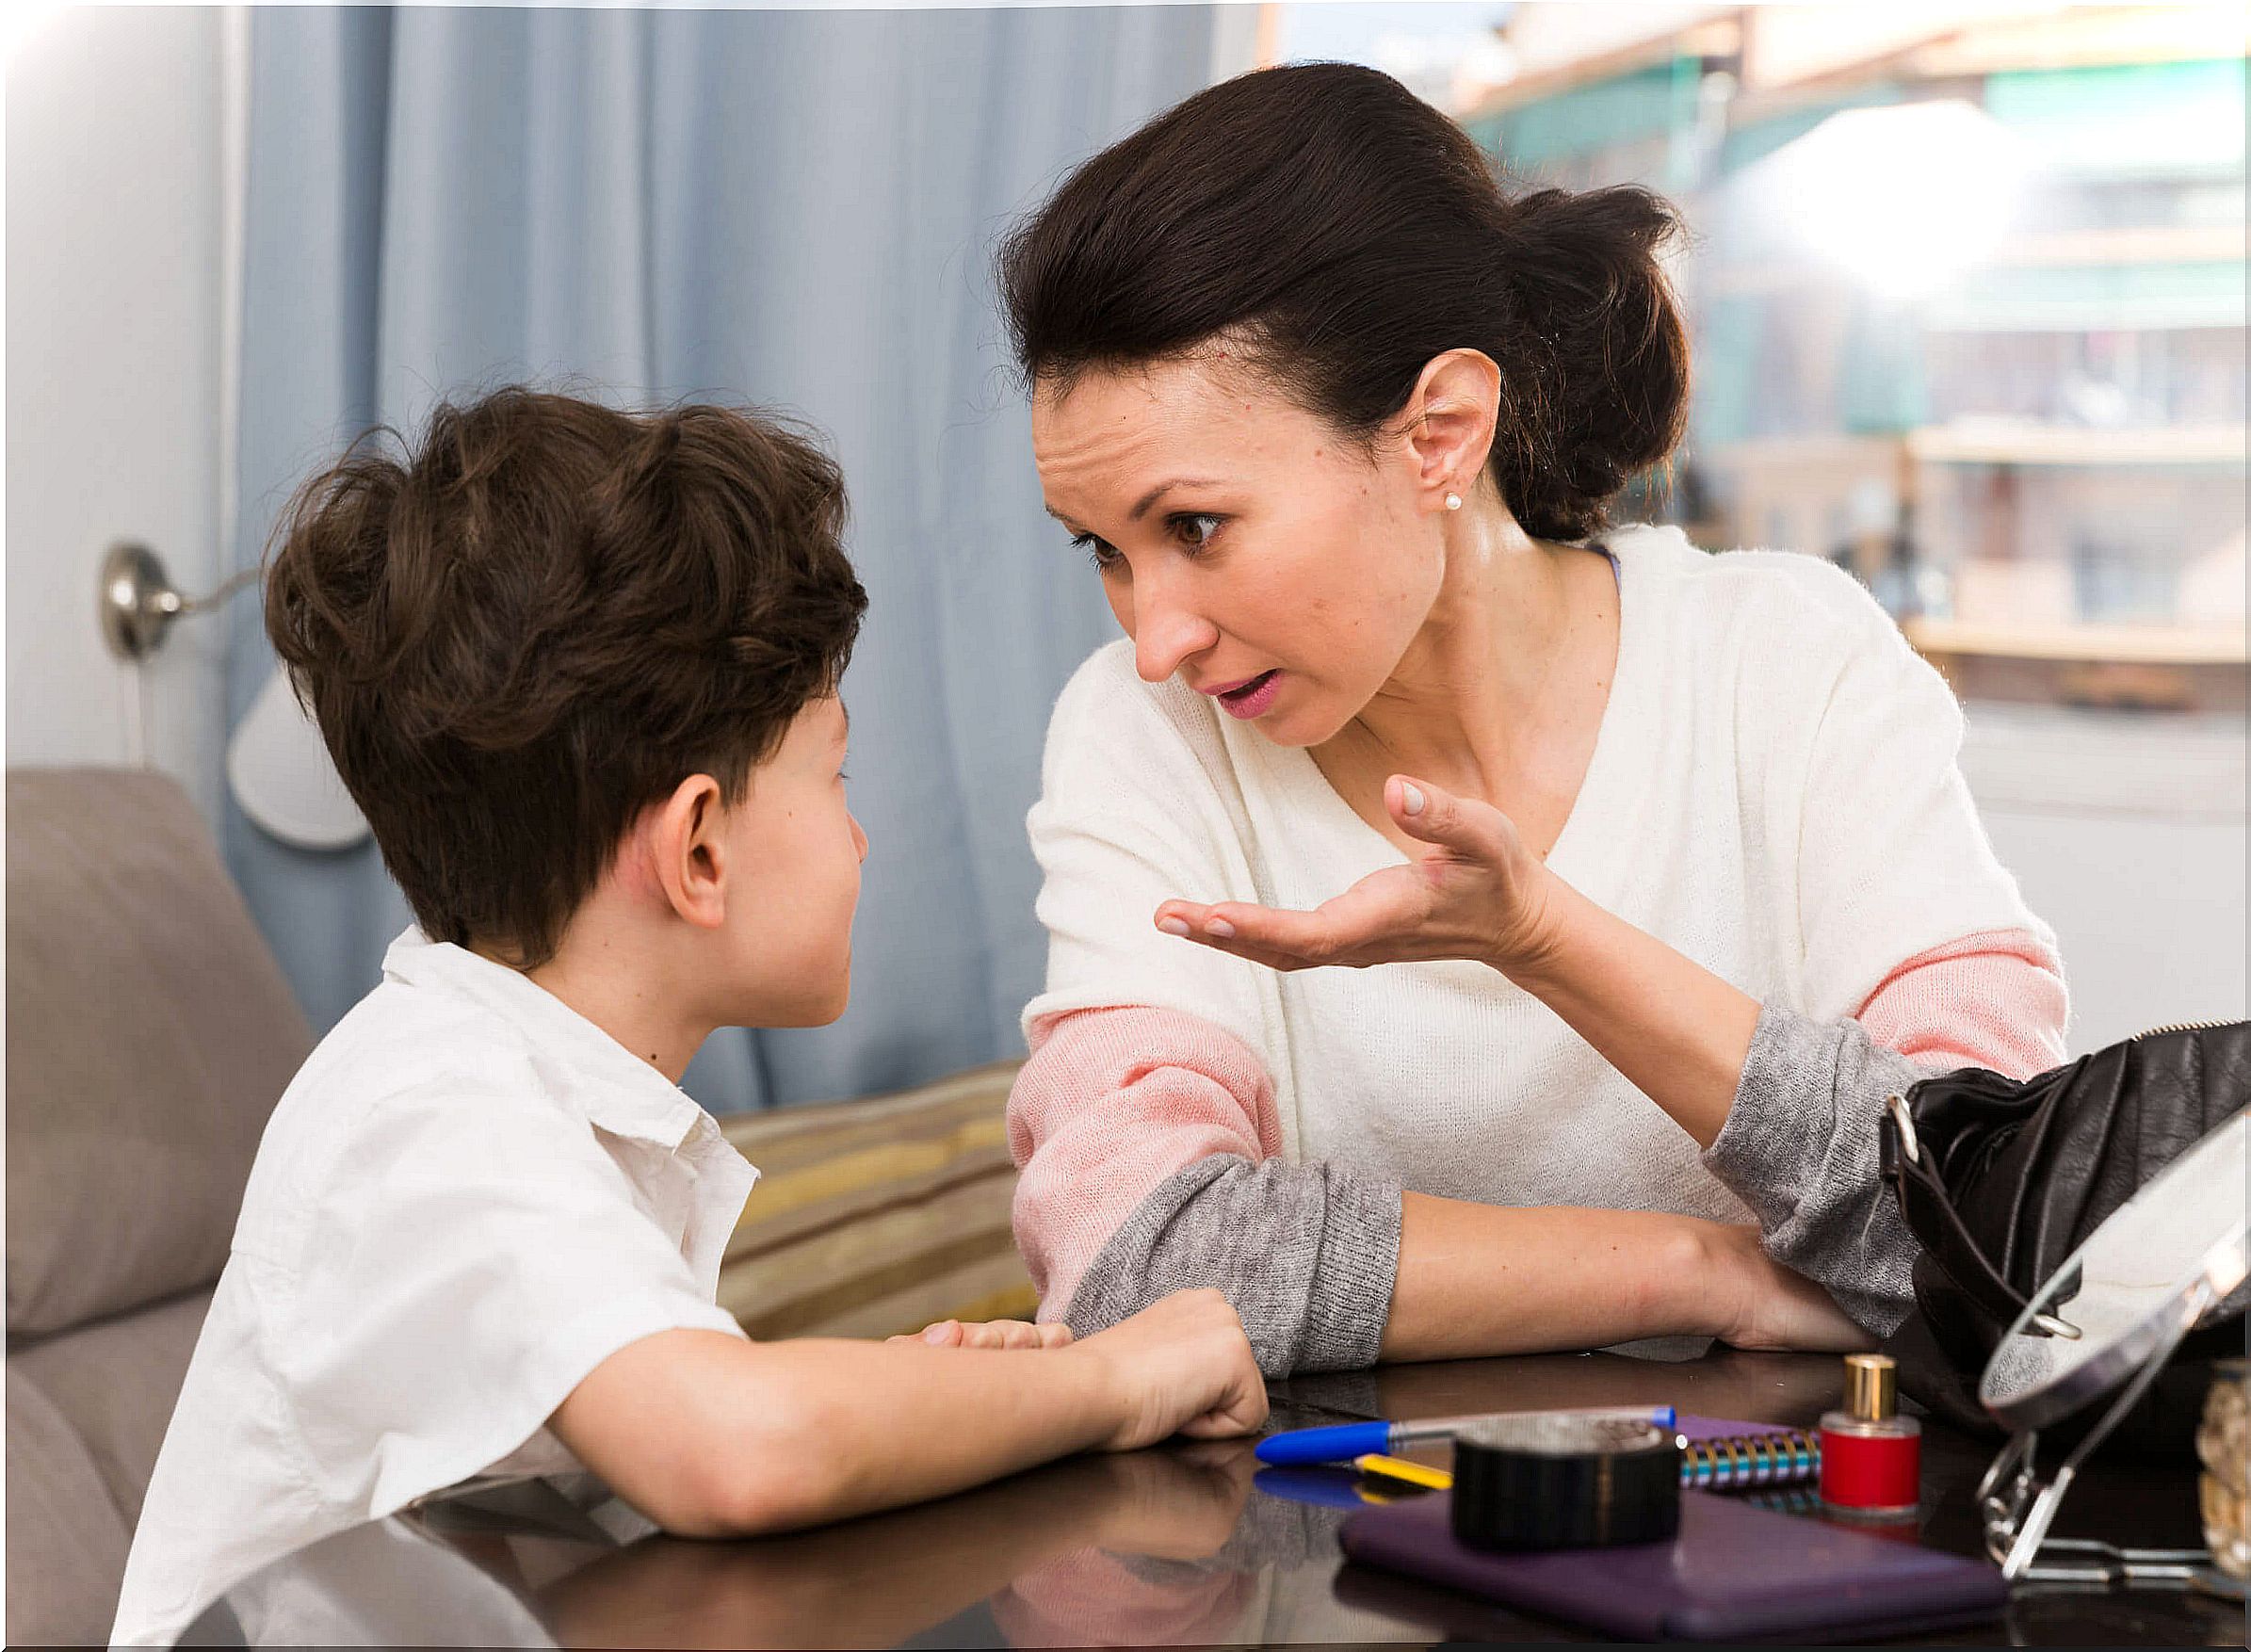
[99,542,258,661]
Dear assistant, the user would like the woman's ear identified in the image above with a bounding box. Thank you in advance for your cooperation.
[648,773,730,931]
[1398,348,1501,508]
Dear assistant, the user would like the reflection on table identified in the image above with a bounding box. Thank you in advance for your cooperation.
[181,1347,2238,1648]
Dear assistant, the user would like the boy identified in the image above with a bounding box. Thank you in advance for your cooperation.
[111,390,1265,1645]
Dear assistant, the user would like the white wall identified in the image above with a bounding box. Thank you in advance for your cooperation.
[1961,704,2248,1053]
[6,6,235,824]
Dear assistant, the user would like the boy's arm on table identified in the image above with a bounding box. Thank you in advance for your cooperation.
[547,1289,1265,1540]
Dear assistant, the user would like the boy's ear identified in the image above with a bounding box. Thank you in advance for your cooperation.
[648,773,730,930]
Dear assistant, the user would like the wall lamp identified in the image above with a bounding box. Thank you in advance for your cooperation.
[94,540,370,850]
[97,540,259,662]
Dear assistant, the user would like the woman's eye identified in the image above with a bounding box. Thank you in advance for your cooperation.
[1072,533,1123,571]
[1173,512,1223,551]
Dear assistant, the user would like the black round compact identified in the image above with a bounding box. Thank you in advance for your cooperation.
[1450,1415,1683,1551]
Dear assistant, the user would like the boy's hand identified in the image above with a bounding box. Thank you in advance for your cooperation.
[892,1318,1073,1352]
[1077,1288,1268,1452]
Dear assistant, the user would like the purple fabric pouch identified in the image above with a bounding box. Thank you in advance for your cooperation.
[1338,1487,2006,1643]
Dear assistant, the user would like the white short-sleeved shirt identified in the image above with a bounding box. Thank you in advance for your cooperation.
[110,930,757,1646]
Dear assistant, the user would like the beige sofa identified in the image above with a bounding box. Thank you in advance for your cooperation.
[7,769,314,1646]
[4,767,1036,1644]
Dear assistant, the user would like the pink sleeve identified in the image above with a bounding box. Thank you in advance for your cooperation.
[1854,927,2069,1079]
[1007,1005,1281,1320]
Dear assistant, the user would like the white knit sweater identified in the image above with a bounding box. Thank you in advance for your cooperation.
[1022,525,2051,1223]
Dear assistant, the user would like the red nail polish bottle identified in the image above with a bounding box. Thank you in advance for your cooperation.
[1819,1352,1920,1518]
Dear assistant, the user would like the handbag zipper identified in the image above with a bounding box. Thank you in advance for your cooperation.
[1885,1019,2234,1167]
[2131,1017,2234,1038]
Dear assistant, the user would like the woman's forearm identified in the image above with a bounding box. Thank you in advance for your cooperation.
[1504,874,1760,1149]
[1064,1155,1401,1376]
[1712,1006,1925,1333]
[1377,1192,1723,1361]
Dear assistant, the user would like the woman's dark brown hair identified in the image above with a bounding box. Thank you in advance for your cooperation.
[998,62,1689,542]
[265,387,866,968]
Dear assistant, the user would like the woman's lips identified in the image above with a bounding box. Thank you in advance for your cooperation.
[1212,670,1281,720]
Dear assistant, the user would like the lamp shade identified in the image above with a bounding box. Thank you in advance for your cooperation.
[226,666,370,850]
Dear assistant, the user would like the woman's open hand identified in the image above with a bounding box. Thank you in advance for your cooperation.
[1155,775,1562,977]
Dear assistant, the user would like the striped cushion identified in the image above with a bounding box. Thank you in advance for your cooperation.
[716,1061,1035,1340]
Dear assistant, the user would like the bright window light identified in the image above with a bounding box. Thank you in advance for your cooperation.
[1750,99,2037,300]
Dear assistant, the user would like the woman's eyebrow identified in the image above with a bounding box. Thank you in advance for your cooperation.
[1128,478,1221,520]
[1042,478,1223,530]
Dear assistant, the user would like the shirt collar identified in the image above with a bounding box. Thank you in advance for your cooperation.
[380,928,709,1150]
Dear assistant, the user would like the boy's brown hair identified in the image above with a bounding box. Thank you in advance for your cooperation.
[265,387,866,969]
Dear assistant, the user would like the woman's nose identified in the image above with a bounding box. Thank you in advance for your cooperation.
[1130,590,1220,686]
[849,813,868,863]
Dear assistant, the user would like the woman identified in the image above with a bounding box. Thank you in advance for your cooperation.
[1000,64,2066,1375]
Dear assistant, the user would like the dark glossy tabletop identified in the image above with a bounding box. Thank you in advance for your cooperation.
[184,1346,2245,1647]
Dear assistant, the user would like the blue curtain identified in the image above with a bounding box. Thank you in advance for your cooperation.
[227,5,1215,1109]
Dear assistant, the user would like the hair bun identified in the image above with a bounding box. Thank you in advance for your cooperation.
[1001,64,1692,543]
[1489,184,1688,540]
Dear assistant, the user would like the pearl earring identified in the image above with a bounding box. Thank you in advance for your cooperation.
[1444,492,1463,511]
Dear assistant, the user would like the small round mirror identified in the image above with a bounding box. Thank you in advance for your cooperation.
[1980,1110,2249,1433]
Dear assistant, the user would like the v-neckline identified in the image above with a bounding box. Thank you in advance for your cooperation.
[1255,542,1644,899]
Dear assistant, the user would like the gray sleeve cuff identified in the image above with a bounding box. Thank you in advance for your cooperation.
[1060,1156,1402,1377]
[1704,1005,1929,1336]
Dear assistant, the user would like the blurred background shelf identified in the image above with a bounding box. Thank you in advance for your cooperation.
[1991,222,2244,267]
[1464,5,2247,708]
[1905,617,2249,664]
[1905,423,2248,465]
[1906,617,2248,714]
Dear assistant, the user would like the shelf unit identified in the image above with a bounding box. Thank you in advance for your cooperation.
[1906,617,2246,664]
[1904,423,2247,467]
[1908,617,2247,714]
[1708,422,2246,706]
[1465,5,2245,707]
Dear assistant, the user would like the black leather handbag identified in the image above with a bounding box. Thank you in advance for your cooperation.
[1876,1022,2251,1446]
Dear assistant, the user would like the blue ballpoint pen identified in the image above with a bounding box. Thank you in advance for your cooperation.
[1254,1404,1676,1466]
